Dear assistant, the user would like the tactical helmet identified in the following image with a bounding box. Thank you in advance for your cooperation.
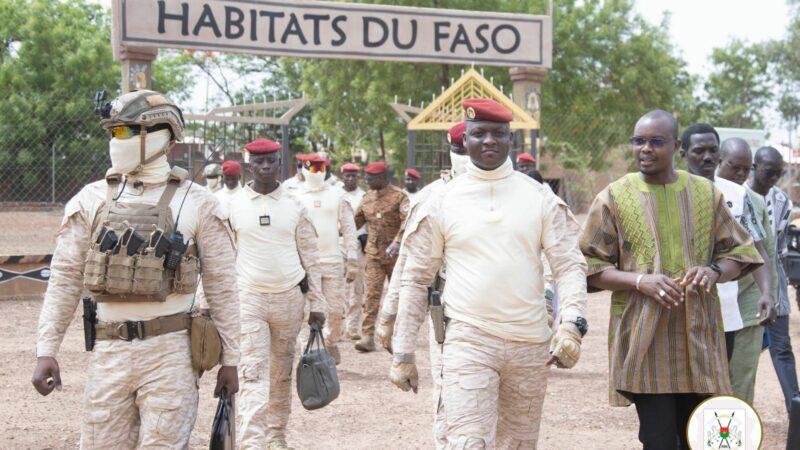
[203,163,223,178]
[101,90,185,141]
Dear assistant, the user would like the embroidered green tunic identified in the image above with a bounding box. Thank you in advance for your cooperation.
[581,171,762,406]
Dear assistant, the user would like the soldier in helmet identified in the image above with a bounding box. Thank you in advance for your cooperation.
[31,90,240,448]
[204,163,224,193]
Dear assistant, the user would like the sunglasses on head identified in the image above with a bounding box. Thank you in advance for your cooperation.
[304,161,326,174]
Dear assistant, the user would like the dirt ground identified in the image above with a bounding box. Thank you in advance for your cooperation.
[0,210,62,255]
[1,290,795,449]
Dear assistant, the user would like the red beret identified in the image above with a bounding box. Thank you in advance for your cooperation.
[364,162,388,175]
[341,163,360,172]
[221,160,241,176]
[517,153,536,164]
[244,138,280,154]
[405,168,421,179]
[448,122,467,146]
[462,98,513,123]
[296,153,326,163]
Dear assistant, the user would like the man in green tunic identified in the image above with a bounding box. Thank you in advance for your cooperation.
[581,110,763,450]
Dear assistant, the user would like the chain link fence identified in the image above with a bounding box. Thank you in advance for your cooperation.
[2,103,798,215]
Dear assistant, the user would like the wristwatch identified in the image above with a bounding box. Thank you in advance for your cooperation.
[708,262,723,277]
[569,317,588,337]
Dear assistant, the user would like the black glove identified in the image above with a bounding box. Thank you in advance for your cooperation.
[357,234,368,252]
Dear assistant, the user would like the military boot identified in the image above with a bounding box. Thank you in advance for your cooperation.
[267,439,292,450]
[354,334,375,352]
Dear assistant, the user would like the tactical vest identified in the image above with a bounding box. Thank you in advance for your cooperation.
[83,167,199,302]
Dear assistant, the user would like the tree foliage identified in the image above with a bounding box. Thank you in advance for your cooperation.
[703,40,773,129]
[0,0,195,200]
[289,0,696,170]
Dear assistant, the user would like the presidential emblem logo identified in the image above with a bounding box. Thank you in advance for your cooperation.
[466,107,476,119]
[686,395,762,449]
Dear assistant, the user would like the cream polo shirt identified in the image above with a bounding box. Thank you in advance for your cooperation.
[214,185,242,210]
[228,184,308,293]
[400,159,587,343]
[297,184,352,265]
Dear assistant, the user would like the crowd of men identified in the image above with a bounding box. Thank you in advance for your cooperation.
[29,88,798,449]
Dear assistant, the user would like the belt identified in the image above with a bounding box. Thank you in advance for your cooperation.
[96,312,192,341]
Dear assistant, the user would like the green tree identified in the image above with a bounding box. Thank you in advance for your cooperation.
[0,0,194,201]
[289,0,696,170]
[703,39,772,129]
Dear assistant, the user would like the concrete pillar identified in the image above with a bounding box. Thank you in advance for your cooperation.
[510,67,548,160]
[120,47,158,93]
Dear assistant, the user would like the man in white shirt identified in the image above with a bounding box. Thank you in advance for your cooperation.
[295,154,358,363]
[340,163,367,339]
[204,163,223,193]
[217,160,242,203]
[232,138,326,450]
[377,122,467,448]
[389,99,588,448]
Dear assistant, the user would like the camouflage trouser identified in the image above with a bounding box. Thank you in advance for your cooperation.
[345,251,366,335]
[429,320,447,449]
[319,262,346,343]
[81,330,198,449]
[362,256,395,336]
[238,286,305,448]
[441,320,550,449]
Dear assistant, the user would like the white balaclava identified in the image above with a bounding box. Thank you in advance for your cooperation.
[206,176,221,191]
[449,151,470,177]
[302,167,326,189]
[108,129,172,182]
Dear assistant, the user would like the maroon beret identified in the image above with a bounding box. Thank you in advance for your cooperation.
[221,160,241,176]
[244,138,280,154]
[405,168,421,179]
[364,162,388,175]
[448,122,467,146]
[341,163,360,172]
[517,153,536,164]
[462,98,513,123]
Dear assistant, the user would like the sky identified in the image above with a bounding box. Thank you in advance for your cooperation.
[635,0,791,75]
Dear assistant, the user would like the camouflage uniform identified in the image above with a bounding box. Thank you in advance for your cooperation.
[296,183,358,351]
[229,183,325,448]
[354,185,409,337]
[36,90,240,449]
[37,179,240,449]
[342,186,366,337]
[381,178,448,447]
[392,162,587,447]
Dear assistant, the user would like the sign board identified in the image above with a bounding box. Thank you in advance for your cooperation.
[112,0,552,68]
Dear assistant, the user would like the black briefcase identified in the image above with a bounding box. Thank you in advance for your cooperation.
[296,323,340,410]
[210,389,235,450]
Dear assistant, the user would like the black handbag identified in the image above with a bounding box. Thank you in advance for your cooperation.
[210,389,235,450]
[296,323,340,410]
